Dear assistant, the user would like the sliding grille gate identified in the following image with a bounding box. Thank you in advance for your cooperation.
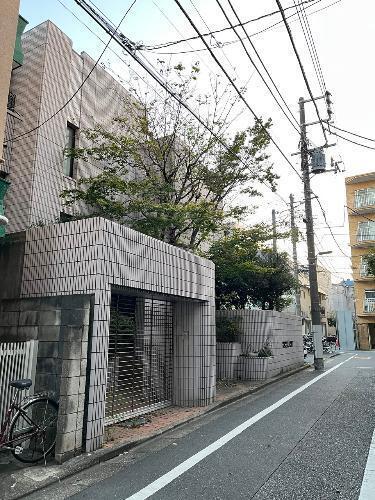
[105,294,173,425]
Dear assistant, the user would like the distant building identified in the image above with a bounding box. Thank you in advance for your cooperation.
[286,265,331,336]
[327,280,355,314]
[346,172,375,349]
[327,280,356,351]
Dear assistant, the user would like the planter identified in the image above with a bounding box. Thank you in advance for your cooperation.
[216,342,241,380]
[237,356,273,381]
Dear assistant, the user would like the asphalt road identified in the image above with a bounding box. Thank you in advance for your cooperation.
[27,352,375,500]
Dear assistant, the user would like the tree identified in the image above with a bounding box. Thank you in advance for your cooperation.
[207,227,297,310]
[61,62,277,251]
[364,251,375,276]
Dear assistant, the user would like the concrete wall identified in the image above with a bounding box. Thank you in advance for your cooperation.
[0,232,26,299]
[217,310,304,378]
[0,295,91,462]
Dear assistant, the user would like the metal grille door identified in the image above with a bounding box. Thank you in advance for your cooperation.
[105,294,173,425]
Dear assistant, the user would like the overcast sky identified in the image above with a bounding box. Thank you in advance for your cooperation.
[20,0,374,283]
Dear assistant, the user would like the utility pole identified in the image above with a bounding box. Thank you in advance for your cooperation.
[272,209,277,253]
[289,194,301,317]
[299,97,324,370]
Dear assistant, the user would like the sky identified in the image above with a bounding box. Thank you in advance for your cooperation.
[19,0,375,283]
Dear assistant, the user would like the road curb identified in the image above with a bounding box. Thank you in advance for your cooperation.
[6,363,311,500]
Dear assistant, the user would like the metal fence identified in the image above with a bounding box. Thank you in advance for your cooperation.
[105,294,173,425]
[0,340,38,425]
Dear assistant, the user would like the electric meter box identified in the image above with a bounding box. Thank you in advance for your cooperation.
[310,148,326,173]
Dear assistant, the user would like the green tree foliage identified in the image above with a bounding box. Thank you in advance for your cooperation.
[364,251,375,277]
[61,62,277,251]
[207,227,297,310]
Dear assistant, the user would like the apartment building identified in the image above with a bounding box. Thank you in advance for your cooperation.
[0,20,216,460]
[346,172,375,349]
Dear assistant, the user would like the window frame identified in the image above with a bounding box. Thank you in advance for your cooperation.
[354,187,375,209]
[63,122,78,178]
[357,221,375,242]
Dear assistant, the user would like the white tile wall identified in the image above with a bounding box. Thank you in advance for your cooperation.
[21,217,215,451]
[6,21,137,231]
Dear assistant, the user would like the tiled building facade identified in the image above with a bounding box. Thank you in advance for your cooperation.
[0,21,216,460]
[4,20,136,232]
[346,172,375,350]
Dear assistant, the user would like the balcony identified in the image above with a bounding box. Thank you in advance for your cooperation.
[354,189,375,210]
[360,258,374,278]
[356,222,375,246]
[364,298,375,313]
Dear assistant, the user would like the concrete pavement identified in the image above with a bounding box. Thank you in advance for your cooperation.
[20,352,375,499]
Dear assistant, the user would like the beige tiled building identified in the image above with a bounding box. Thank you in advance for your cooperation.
[346,172,375,350]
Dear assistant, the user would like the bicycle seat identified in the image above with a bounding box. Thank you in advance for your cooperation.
[10,379,32,390]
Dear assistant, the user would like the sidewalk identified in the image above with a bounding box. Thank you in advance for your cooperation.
[0,361,315,500]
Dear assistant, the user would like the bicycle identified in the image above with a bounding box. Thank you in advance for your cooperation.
[0,378,59,463]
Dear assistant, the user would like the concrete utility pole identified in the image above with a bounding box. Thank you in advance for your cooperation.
[272,209,277,253]
[289,194,301,317]
[299,97,324,371]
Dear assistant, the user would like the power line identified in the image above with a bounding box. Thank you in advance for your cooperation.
[150,0,216,75]
[326,127,375,151]
[314,196,351,258]
[143,0,318,50]
[146,0,341,56]
[173,0,305,185]
[75,0,292,207]
[275,0,328,144]
[4,0,138,146]
[329,124,375,144]
[219,0,300,133]
[345,205,375,224]
[293,0,326,94]
[187,0,239,78]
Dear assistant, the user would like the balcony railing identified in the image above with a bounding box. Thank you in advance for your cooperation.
[355,191,375,209]
[7,92,16,112]
[360,259,374,277]
[363,298,375,313]
[357,231,375,242]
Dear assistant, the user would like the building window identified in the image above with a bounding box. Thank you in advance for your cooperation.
[364,290,375,313]
[63,123,77,177]
[357,221,375,242]
[354,188,375,208]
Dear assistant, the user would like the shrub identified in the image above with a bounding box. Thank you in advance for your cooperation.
[258,340,272,358]
[216,316,241,343]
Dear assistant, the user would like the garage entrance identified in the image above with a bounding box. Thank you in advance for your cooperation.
[105,293,173,425]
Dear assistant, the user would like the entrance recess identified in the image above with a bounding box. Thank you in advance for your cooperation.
[105,293,173,425]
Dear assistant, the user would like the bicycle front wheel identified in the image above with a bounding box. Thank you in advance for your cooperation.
[9,398,59,463]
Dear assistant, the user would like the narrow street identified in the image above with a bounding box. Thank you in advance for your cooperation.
[26,352,375,500]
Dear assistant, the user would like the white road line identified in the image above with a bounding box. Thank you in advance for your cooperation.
[125,355,355,500]
[359,427,375,500]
